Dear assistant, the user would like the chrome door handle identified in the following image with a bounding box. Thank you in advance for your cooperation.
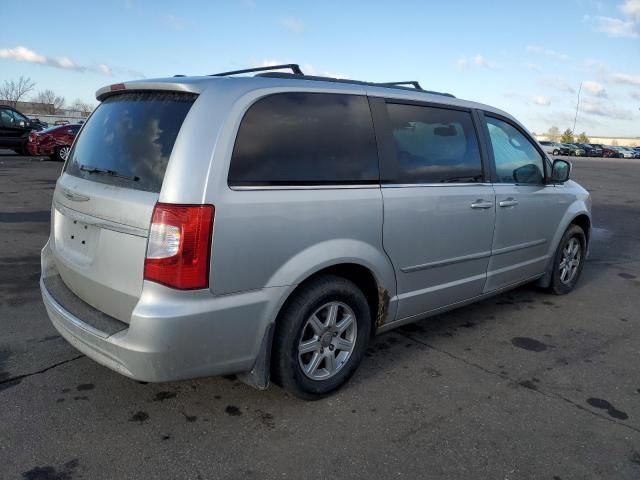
[499,198,518,207]
[470,200,494,209]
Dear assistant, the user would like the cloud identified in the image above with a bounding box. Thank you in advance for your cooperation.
[0,45,113,75]
[591,0,640,37]
[97,64,113,76]
[526,45,569,60]
[539,76,577,94]
[0,45,46,63]
[621,0,640,20]
[581,99,635,120]
[456,54,495,69]
[281,17,304,34]
[594,16,639,37]
[630,91,640,100]
[612,72,640,85]
[582,80,607,97]
[530,95,551,106]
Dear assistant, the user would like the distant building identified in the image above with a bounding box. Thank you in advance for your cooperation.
[0,100,56,115]
[535,134,639,147]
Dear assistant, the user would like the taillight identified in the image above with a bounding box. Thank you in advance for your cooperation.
[144,203,215,290]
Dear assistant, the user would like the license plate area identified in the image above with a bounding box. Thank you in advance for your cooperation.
[54,208,100,264]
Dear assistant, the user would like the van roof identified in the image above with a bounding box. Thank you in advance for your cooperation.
[95,64,518,127]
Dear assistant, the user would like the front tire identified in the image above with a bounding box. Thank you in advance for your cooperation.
[548,225,586,295]
[553,149,560,156]
[272,275,371,400]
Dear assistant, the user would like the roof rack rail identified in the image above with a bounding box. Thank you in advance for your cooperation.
[377,81,423,90]
[255,72,455,98]
[210,63,304,77]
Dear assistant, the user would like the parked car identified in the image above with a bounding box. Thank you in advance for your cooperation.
[539,141,569,156]
[29,118,49,131]
[0,104,41,154]
[576,143,601,157]
[589,144,605,157]
[27,124,81,161]
[563,144,586,156]
[40,65,591,399]
[602,146,621,158]
[616,147,638,159]
[581,143,602,157]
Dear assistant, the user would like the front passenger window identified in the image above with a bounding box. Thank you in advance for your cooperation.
[486,116,544,184]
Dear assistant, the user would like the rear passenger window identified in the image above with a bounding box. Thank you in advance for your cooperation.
[229,93,378,186]
[386,103,483,184]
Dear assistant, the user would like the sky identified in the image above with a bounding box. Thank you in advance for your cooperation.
[1,0,639,137]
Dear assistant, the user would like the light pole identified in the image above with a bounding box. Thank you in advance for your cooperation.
[572,81,582,134]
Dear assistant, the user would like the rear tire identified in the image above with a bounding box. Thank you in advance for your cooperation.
[553,149,560,156]
[548,225,586,295]
[271,275,371,400]
[53,145,70,162]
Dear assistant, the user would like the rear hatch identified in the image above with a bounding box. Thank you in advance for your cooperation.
[50,91,197,323]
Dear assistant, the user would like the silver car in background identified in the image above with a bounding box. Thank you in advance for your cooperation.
[40,64,591,399]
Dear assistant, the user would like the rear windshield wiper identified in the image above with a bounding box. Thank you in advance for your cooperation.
[80,164,140,182]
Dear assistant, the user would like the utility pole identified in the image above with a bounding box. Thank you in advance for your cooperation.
[572,81,582,133]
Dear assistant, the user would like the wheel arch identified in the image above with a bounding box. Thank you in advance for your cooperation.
[238,260,396,390]
[537,208,591,288]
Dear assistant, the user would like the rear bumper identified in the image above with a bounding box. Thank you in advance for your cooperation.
[26,142,54,156]
[40,241,287,382]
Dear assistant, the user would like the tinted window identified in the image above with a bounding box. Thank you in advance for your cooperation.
[0,109,12,128]
[65,92,197,193]
[11,110,28,123]
[229,93,378,186]
[386,103,483,183]
[486,116,545,184]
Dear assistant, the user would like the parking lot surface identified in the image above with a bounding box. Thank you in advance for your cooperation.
[1,152,639,479]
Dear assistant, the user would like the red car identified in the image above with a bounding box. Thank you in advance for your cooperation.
[27,124,81,161]
[601,146,621,158]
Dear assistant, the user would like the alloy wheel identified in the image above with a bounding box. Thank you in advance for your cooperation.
[297,301,357,381]
[59,146,70,161]
[559,237,581,285]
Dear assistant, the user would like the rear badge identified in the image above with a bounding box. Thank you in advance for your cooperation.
[61,188,90,202]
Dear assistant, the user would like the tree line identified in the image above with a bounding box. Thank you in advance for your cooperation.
[545,126,590,144]
[0,76,95,114]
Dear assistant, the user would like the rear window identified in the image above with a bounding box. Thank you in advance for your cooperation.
[65,91,197,193]
[228,93,379,186]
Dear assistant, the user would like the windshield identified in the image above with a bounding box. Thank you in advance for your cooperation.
[65,91,197,193]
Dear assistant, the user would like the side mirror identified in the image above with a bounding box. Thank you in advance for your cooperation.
[551,159,571,183]
[513,163,543,184]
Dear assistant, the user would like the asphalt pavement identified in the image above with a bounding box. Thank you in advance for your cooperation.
[1,152,639,479]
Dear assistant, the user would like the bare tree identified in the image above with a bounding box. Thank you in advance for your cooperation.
[71,98,95,116]
[547,126,561,142]
[33,90,65,114]
[0,76,36,108]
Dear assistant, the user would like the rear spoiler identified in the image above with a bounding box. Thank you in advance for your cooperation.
[95,80,204,101]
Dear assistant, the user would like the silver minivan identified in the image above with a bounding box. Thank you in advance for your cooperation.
[40,64,591,399]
